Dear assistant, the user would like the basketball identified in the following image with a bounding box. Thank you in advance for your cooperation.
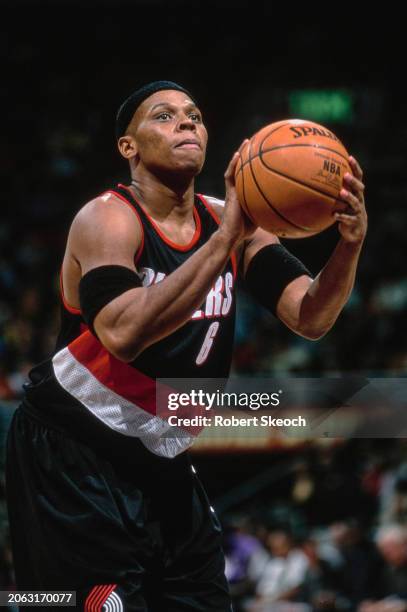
[235,119,351,238]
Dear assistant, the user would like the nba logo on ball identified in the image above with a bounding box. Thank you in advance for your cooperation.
[235,119,351,238]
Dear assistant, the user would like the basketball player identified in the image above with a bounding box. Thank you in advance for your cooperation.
[6,81,367,611]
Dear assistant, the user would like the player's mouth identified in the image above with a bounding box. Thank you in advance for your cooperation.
[174,139,201,150]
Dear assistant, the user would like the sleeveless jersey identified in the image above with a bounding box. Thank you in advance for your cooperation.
[23,185,237,459]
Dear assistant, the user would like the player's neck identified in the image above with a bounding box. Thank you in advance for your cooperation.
[129,169,195,220]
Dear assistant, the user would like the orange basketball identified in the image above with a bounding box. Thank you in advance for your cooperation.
[235,119,351,238]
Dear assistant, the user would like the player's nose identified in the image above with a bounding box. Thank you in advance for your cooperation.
[177,115,196,131]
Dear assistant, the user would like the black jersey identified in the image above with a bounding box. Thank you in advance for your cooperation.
[23,185,237,458]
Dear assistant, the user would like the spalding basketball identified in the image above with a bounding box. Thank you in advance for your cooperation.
[235,119,351,238]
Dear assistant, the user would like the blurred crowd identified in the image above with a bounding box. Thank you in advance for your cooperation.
[225,521,407,612]
[223,440,407,612]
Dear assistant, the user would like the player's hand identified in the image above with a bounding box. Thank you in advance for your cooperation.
[334,155,367,244]
[219,142,256,245]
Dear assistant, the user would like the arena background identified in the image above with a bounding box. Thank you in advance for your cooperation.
[1,3,407,609]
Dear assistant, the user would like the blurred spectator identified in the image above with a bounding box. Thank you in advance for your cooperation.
[224,517,269,610]
[358,524,407,611]
[297,537,340,611]
[380,465,407,526]
[248,529,309,611]
[329,521,383,607]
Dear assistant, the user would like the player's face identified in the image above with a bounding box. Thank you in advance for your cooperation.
[128,90,208,177]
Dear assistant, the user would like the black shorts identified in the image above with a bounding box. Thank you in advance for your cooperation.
[6,405,232,611]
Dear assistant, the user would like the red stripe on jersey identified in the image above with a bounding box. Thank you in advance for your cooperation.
[197,193,222,224]
[197,194,238,279]
[68,331,157,415]
[119,183,202,252]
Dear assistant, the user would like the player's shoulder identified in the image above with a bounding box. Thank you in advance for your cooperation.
[199,194,225,221]
[72,191,140,233]
[69,190,142,255]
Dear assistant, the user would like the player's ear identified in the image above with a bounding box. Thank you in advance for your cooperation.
[118,135,138,160]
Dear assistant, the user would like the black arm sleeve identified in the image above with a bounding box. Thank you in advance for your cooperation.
[244,244,312,315]
[79,265,142,335]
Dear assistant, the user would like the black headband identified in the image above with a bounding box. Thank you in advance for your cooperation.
[115,80,195,139]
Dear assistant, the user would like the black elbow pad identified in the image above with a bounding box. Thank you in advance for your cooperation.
[244,244,312,315]
[79,265,143,335]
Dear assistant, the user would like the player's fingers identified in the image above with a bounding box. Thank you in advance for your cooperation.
[334,212,360,224]
[225,140,249,182]
[339,188,362,212]
[224,152,240,183]
[344,173,365,192]
[343,173,365,199]
[349,155,363,180]
[238,138,250,153]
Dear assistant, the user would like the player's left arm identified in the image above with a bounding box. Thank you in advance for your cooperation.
[242,156,368,340]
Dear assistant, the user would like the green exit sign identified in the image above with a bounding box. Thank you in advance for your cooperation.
[288,90,354,123]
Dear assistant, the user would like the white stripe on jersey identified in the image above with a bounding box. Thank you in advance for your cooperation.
[52,347,196,458]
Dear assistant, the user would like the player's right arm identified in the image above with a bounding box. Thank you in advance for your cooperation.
[70,153,252,363]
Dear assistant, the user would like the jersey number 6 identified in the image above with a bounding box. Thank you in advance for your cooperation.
[196,322,220,366]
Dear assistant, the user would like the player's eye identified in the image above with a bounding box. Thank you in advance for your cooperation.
[189,113,202,122]
[156,112,172,121]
